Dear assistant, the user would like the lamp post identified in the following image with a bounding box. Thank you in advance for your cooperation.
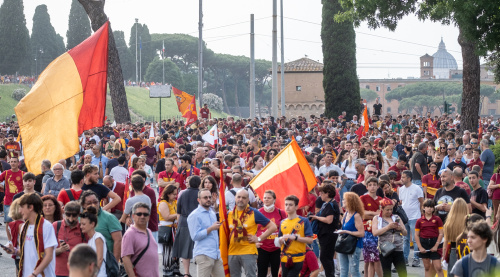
[135,18,139,86]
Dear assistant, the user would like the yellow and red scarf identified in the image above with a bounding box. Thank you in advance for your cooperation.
[230,205,253,242]
[18,214,45,277]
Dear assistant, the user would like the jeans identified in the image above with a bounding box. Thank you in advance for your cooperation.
[281,262,304,277]
[4,205,12,222]
[340,180,355,204]
[310,239,320,258]
[257,248,281,277]
[413,180,422,191]
[319,235,338,277]
[380,250,407,277]
[229,254,258,277]
[338,247,362,277]
[404,219,419,262]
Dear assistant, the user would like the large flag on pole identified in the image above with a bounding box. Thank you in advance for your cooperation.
[218,167,231,277]
[249,138,316,209]
[355,104,369,139]
[202,124,218,146]
[428,118,438,136]
[15,22,109,175]
[173,86,197,126]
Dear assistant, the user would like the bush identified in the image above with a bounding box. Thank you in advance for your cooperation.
[11,88,26,101]
[202,93,223,111]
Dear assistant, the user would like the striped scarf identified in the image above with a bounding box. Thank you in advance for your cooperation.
[18,215,45,277]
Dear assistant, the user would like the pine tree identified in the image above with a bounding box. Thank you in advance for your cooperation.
[0,0,30,75]
[31,5,66,75]
[129,23,154,81]
[113,30,134,80]
[66,0,91,50]
[321,0,360,119]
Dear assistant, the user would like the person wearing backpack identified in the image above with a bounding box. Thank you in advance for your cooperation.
[57,170,85,207]
[451,220,500,277]
[81,206,107,277]
[53,201,87,277]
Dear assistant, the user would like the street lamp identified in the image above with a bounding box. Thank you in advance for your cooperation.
[135,18,139,86]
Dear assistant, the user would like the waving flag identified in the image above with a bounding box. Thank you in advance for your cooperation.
[202,124,218,146]
[218,167,231,277]
[428,119,438,136]
[15,22,109,174]
[249,138,316,209]
[355,104,369,139]
[173,87,197,126]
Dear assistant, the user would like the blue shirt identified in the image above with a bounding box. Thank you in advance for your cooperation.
[44,176,71,197]
[187,205,220,260]
[91,154,109,172]
[481,148,495,182]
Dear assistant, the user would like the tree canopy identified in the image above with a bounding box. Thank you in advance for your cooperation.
[144,57,183,88]
[0,0,30,75]
[113,30,134,80]
[66,0,91,50]
[129,23,155,81]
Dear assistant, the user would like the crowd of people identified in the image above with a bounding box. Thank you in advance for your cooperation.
[1,110,500,277]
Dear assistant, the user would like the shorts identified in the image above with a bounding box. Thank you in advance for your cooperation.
[418,237,442,260]
[363,232,380,263]
[4,205,13,223]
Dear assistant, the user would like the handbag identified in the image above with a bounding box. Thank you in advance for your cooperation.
[158,225,173,244]
[335,233,358,254]
[394,205,408,225]
[377,215,396,257]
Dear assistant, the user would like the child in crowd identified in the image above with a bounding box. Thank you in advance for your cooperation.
[415,199,444,277]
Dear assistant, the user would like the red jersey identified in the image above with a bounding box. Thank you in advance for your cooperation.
[415,215,443,239]
[387,165,408,182]
[422,174,441,199]
[360,194,382,232]
[4,141,20,153]
[297,194,318,217]
[466,158,483,171]
[57,189,84,206]
[200,107,210,119]
[158,170,182,198]
[455,181,471,195]
[178,166,200,190]
[257,207,287,252]
[0,169,25,205]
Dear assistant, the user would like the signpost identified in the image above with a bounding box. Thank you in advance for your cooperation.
[149,84,172,123]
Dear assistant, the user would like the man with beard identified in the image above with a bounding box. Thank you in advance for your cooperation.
[81,164,121,212]
[434,169,471,223]
[53,201,86,277]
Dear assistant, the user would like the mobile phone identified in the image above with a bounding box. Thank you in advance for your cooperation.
[0,243,6,249]
[395,218,400,224]
[59,240,65,245]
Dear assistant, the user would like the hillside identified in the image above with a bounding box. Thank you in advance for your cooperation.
[0,84,229,123]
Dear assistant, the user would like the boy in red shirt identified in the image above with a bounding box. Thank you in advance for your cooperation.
[360,177,383,277]
[415,199,444,277]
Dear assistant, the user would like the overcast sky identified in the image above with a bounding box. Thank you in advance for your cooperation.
[16,0,464,79]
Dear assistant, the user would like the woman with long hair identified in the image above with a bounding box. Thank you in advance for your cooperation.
[81,206,107,277]
[382,147,397,174]
[264,149,278,166]
[340,149,358,200]
[201,176,219,211]
[443,198,469,272]
[41,195,62,223]
[335,150,350,167]
[422,162,442,200]
[315,154,326,176]
[128,156,143,178]
[250,156,265,177]
[337,192,365,277]
[434,143,447,170]
[158,185,180,276]
[372,198,407,277]
[138,137,157,167]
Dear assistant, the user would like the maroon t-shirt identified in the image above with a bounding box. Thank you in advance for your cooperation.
[257,207,287,252]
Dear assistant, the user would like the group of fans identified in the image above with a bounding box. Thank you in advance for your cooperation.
[1,109,500,277]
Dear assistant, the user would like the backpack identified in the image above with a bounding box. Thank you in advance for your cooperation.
[64,189,81,201]
[105,249,119,276]
[229,187,249,196]
[461,254,497,277]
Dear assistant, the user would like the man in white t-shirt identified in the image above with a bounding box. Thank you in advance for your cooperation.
[399,170,424,268]
[109,156,128,183]
[4,193,58,277]
[225,173,256,211]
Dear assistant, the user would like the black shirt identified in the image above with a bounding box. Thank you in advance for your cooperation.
[350,183,384,198]
[106,158,118,173]
[447,161,467,172]
[434,186,470,223]
[317,200,340,239]
[82,183,111,201]
[471,187,488,218]
[373,103,382,115]
[13,191,43,201]
[156,158,166,174]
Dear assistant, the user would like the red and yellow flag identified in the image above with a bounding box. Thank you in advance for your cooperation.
[428,119,438,136]
[15,22,109,174]
[249,138,316,209]
[218,167,231,277]
[173,87,197,126]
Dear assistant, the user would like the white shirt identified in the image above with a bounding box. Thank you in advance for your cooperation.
[88,232,107,277]
[225,187,256,211]
[399,183,424,220]
[22,220,58,277]
[110,165,128,183]
[341,160,357,179]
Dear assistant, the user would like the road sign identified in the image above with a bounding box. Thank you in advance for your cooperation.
[149,84,172,98]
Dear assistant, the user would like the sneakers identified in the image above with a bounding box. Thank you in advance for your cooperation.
[412,258,420,267]
[391,267,397,273]
[405,260,409,266]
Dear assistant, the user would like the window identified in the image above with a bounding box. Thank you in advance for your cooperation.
[489,109,496,115]
[376,86,380,92]
[365,85,370,89]
[296,86,302,91]
[424,70,430,76]
[423,61,430,67]
[387,107,391,113]
[387,86,391,91]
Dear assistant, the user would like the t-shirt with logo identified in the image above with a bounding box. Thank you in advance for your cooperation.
[157,171,181,199]
[0,170,25,205]
[22,220,58,277]
[257,207,287,252]
[434,186,470,223]
[228,207,270,256]
[279,216,313,263]
[360,195,382,232]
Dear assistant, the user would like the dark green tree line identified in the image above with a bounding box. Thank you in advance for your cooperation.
[0,0,30,75]
[66,0,91,50]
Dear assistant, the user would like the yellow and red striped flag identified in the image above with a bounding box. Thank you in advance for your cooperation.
[249,138,316,209]
[428,119,438,136]
[173,87,197,126]
[218,167,231,277]
[15,22,109,175]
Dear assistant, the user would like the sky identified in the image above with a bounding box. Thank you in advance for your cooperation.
[16,0,464,79]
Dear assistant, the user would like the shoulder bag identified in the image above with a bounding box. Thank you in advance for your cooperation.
[377,215,396,257]
[120,229,151,277]
[334,213,358,254]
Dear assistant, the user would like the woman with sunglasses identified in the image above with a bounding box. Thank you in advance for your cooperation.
[264,149,278,167]
[433,143,447,171]
[81,206,107,277]
[422,162,442,200]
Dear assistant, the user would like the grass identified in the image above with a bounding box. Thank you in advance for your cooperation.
[0,84,229,124]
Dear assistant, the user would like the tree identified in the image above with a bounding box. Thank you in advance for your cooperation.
[129,23,154,81]
[66,0,91,50]
[322,0,360,119]
[31,5,66,75]
[360,88,378,102]
[113,30,134,80]
[254,59,272,117]
[335,0,500,133]
[0,0,30,75]
[144,58,183,88]
[78,0,130,123]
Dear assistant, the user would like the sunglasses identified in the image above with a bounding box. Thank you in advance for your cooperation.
[447,148,455,151]
[65,212,79,218]
[471,142,478,144]
[200,196,212,200]
[465,148,472,150]
[368,171,377,175]
[134,212,150,217]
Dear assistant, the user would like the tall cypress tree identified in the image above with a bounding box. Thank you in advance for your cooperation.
[0,0,30,75]
[321,0,360,119]
[66,0,91,50]
[31,5,65,75]
[113,30,135,80]
[129,23,154,81]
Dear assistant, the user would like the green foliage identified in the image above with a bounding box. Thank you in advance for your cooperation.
[202,93,223,111]
[360,88,378,102]
[492,143,500,169]
[181,72,198,95]
[66,0,91,50]
[113,30,135,80]
[11,88,26,101]
[322,0,360,119]
[0,0,30,74]
[144,58,183,88]
[129,23,155,80]
[31,5,66,75]
[386,83,463,101]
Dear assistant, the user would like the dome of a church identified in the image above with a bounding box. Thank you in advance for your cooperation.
[432,38,458,69]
